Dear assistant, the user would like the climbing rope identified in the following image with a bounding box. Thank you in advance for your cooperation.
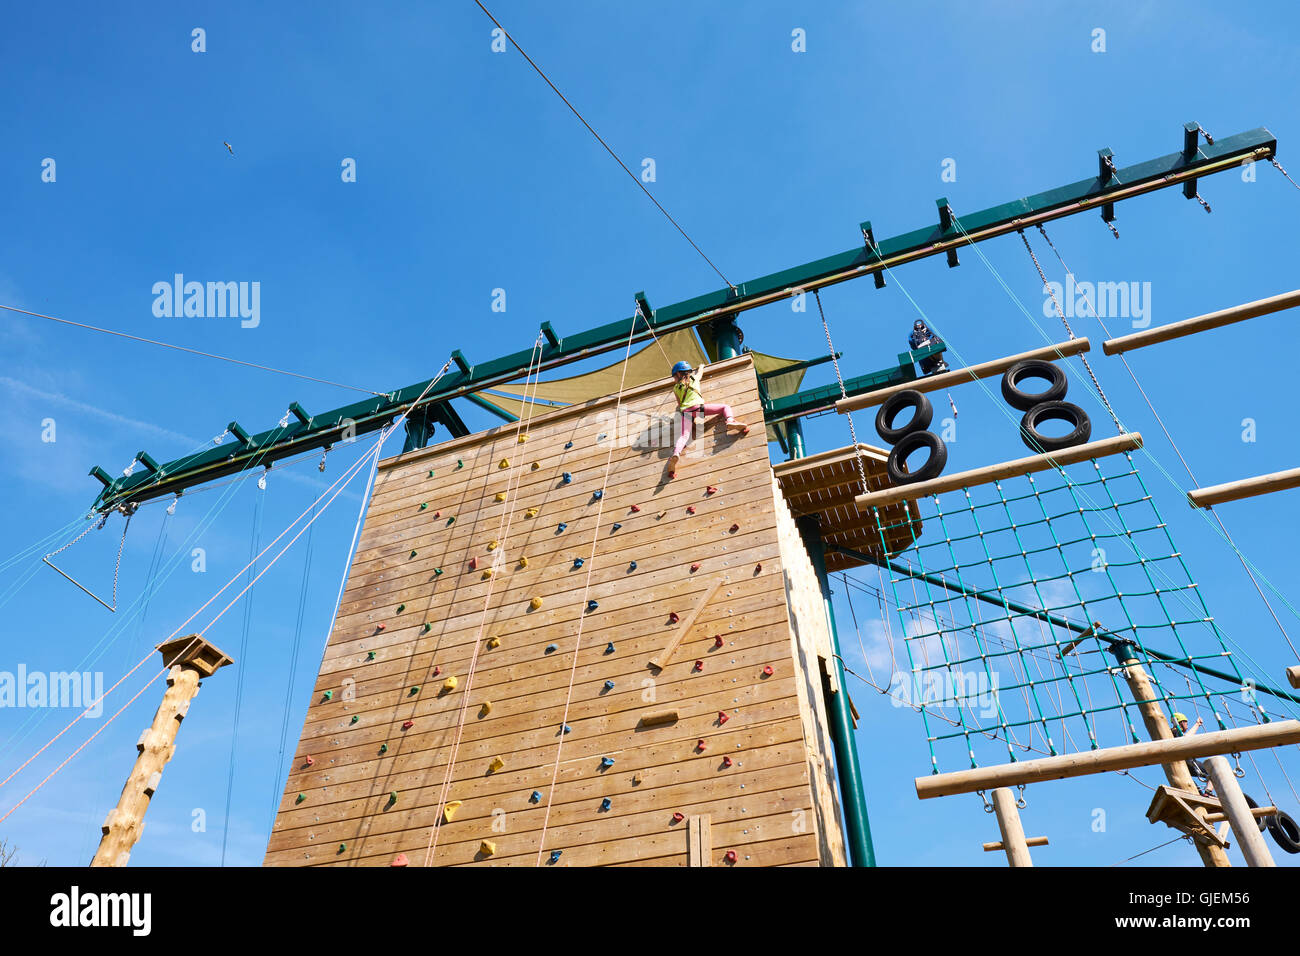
[269,503,315,830]
[41,505,134,612]
[812,289,871,493]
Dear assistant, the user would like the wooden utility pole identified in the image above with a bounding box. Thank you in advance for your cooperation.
[91,634,232,867]
[1111,641,1230,868]
[990,788,1034,867]
[1202,756,1276,867]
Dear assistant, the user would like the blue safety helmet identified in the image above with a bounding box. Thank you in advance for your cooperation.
[672,361,692,375]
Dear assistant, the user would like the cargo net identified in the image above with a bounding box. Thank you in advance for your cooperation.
[849,450,1276,775]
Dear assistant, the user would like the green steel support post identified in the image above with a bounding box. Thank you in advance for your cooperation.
[797,514,876,866]
[713,318,742,359]
[787,418,806,460]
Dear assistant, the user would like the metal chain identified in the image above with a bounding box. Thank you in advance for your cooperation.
[42,504,134,611]
[977,789,994,813]
[813,288,871,493]
[1020,228,1124,434]
[1270,157,1300,191]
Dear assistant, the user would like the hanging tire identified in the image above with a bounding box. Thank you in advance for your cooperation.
[1019,401,1092,453]
[1001,359,1069,411]
[887,430,947,484]
[1243,792,1269,832]
[875,389,933,444]
[1266,809,1300,854]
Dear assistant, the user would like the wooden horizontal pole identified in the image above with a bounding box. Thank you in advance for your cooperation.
[1201,805,1276,825]
[1287,665,1300,690]
[1186,466,1300,509]
[1102,288,1300,356]
[983,836,1049,851]
[915,719,1300,800]
[855,433,1143,509]
[836,338,1090,413]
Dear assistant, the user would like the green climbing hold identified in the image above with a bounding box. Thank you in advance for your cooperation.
[409,686,420,696]
[338,843,347,853]
[419,502,428,510]
[379,743,389,754]
[351,715,359,724]
[397,604,406,613]
[410,550,418,558]
[322,690,333,701]
[446,516,455,526]
[367,650,376,660]
[456,459,464,469]
[422,622,432,633]
[296,793,306,804]
[387,791,398,807]
[428,470,435,478]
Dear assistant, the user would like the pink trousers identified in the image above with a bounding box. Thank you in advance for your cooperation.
[672,403,733,457]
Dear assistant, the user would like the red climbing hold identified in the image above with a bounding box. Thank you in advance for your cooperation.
[468,557,478,571]
[754,563,762,573]
[432,666,441,677]
[630,504,641,513]
[722,756,733,768]
[725,850,738,864]
[376,623,386,631]
[713,635,724,649]
[668,612,680,624]
[672,812,685,824]
[686,506,696,515]
[690,563,701,573]
[433,511,441,519]
[718,710,729,724]
[762,665,774,677]
[303,755,315,767]
[693,660,703,672]
[696,739,706,752]
[706,486,718,495]
[402,720,414,730]
[391,853,409,867]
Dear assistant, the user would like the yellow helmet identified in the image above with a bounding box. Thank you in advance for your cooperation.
[1172,712,1187,723]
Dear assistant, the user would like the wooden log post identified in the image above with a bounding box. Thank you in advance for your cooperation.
[990,788,1034,867]
[1186,466,1300,509]
[1102,289,1300,356]
[1288,665,1300,691]
[1110,641,1229,868]
[1202,756,1276,867]
[90,635,232,867]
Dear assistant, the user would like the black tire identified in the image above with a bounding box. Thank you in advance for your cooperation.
[1243,793,1269,832]
[1266,809,1300,854]
[875,389,933,444]
[1019,401,1092,452]
[1001,359,1069,411]
[887,430,947,484]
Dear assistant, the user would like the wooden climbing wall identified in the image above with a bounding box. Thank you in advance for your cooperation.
[265,355,845,866]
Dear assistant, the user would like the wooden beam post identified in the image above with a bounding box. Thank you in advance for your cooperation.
[990,788,1034,867]
[1202,756,1276,867]
[1287,665,1300,690]
[90,635,232,867]
[1102,288,1300,356]
[1186,466,1300,509]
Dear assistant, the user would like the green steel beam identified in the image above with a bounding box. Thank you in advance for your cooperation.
[764,344,946,425]
[88,124,1275,513]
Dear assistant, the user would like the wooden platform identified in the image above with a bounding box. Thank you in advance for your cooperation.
[266,355,845,866]
[773,444,921,573]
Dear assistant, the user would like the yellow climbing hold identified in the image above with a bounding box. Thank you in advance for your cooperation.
[480,840,496,856]
[480,700,493,715]
[482,569,494,580]
[530,596,543,610]
[525,507,539,518]
[499,458,510,469]
[487,540,499,550]
[495,492,507,502]
[517,556,528,568]
[530,461,540,470]
[517,434,529,444]
[443,800,462,822]
[488,756,505,773]
[487,636,500,649]
[443,675,458,691]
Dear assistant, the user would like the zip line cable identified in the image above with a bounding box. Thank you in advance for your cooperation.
[469,0,735,290]
[0,303,385,396]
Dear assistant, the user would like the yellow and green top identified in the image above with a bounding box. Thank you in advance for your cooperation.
[672,368,704,410]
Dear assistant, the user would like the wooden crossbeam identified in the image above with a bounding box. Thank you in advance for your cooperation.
[915,720,1300,799]
[1103,288,1300,356]
[1186,466,1300,508]
[983,836,1049,852]
[854,433,1143,509]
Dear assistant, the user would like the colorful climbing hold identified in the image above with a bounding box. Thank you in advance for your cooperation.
[402,720,414,730]
[338,843,347,854]
[605,642,616,654]
[550,850,563,864]
[565,441,573,449]
[495,492,506,502]
[628,561,637,571]
[518,556,529,568]
[488,540,499,550]
[469,557,478,571]
[410,549,418,558]
[321,691,333,701]
[762,665,774,677]
[432,666,441,677]
[368,650,377,660]
[525,507,539,518]
[592,489,603,500]
[428,470,436,478]
[391,853,409,867]
[754,563,762,573]
[656,510,667,519]
[545,643,558,653]
[724,850,737,864]
[706,485,718,495]
[480,840,497,856]
[557,523,567,533]
[587,600,599,612]
[690,563,701,572]
[397,603,406,613]
[499,458,510,469]
[561,472,572,484]
[722,756,733,768]
[713,635,724,649]
[718,710,729,724]
[487,636,500,649]
[630,504,641,513]
[530,790,542,803]
[611,523,622,531]
[696,739,706,752]
[480,701,492,716]
[672,812,685,824]
[532,597,545,611]
[409,685,420,696]
[423,622,432,633]
[419,503,427,511]
[600,757,615,768]
[379,743,388,754]
[443,676,458,691]
[351,715,360,724]
[729,523,740,533]
[693,660,703,672]
[668,612,680,624]
[518,434,529,444]
[488,756,505,773]
[296,793,306,804]
[443,801,462,822]
[604,679,615,690]
[434,567,444,576]
[597,433,607,441]
[304,755,315,767]
[686,506,696,515]
[446,516,455,525]
[387,791,398,807]
[456,459,464,469]
[376,622,387,632]
[572,557,584,569]
[481,569,493,580]
[601,798,612,811]
[531,461,540,470]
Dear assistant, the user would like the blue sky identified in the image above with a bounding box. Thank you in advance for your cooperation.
[1,1,1299,866]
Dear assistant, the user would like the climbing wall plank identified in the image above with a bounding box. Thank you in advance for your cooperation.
[266,355,840,867]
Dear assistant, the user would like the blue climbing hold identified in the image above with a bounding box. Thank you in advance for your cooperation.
[601,797,612,811]
[592,489,603,500]
[604,679,615,690]
[600,757,615,768]
[597,433,607,441]
[557,522,568,533]
[565,441,573,449]
[563,724,572,734]
[572,557,584,569]
[628,561,637,571]
[605,642,615,654]
[611,522,622,531]
[587,600,598,612]
[530,790,542,803]
[561,472,572,484]
[545,643,558,653]
[550,850,563,863]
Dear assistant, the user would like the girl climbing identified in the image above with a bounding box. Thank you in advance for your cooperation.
[668,360,748,475]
